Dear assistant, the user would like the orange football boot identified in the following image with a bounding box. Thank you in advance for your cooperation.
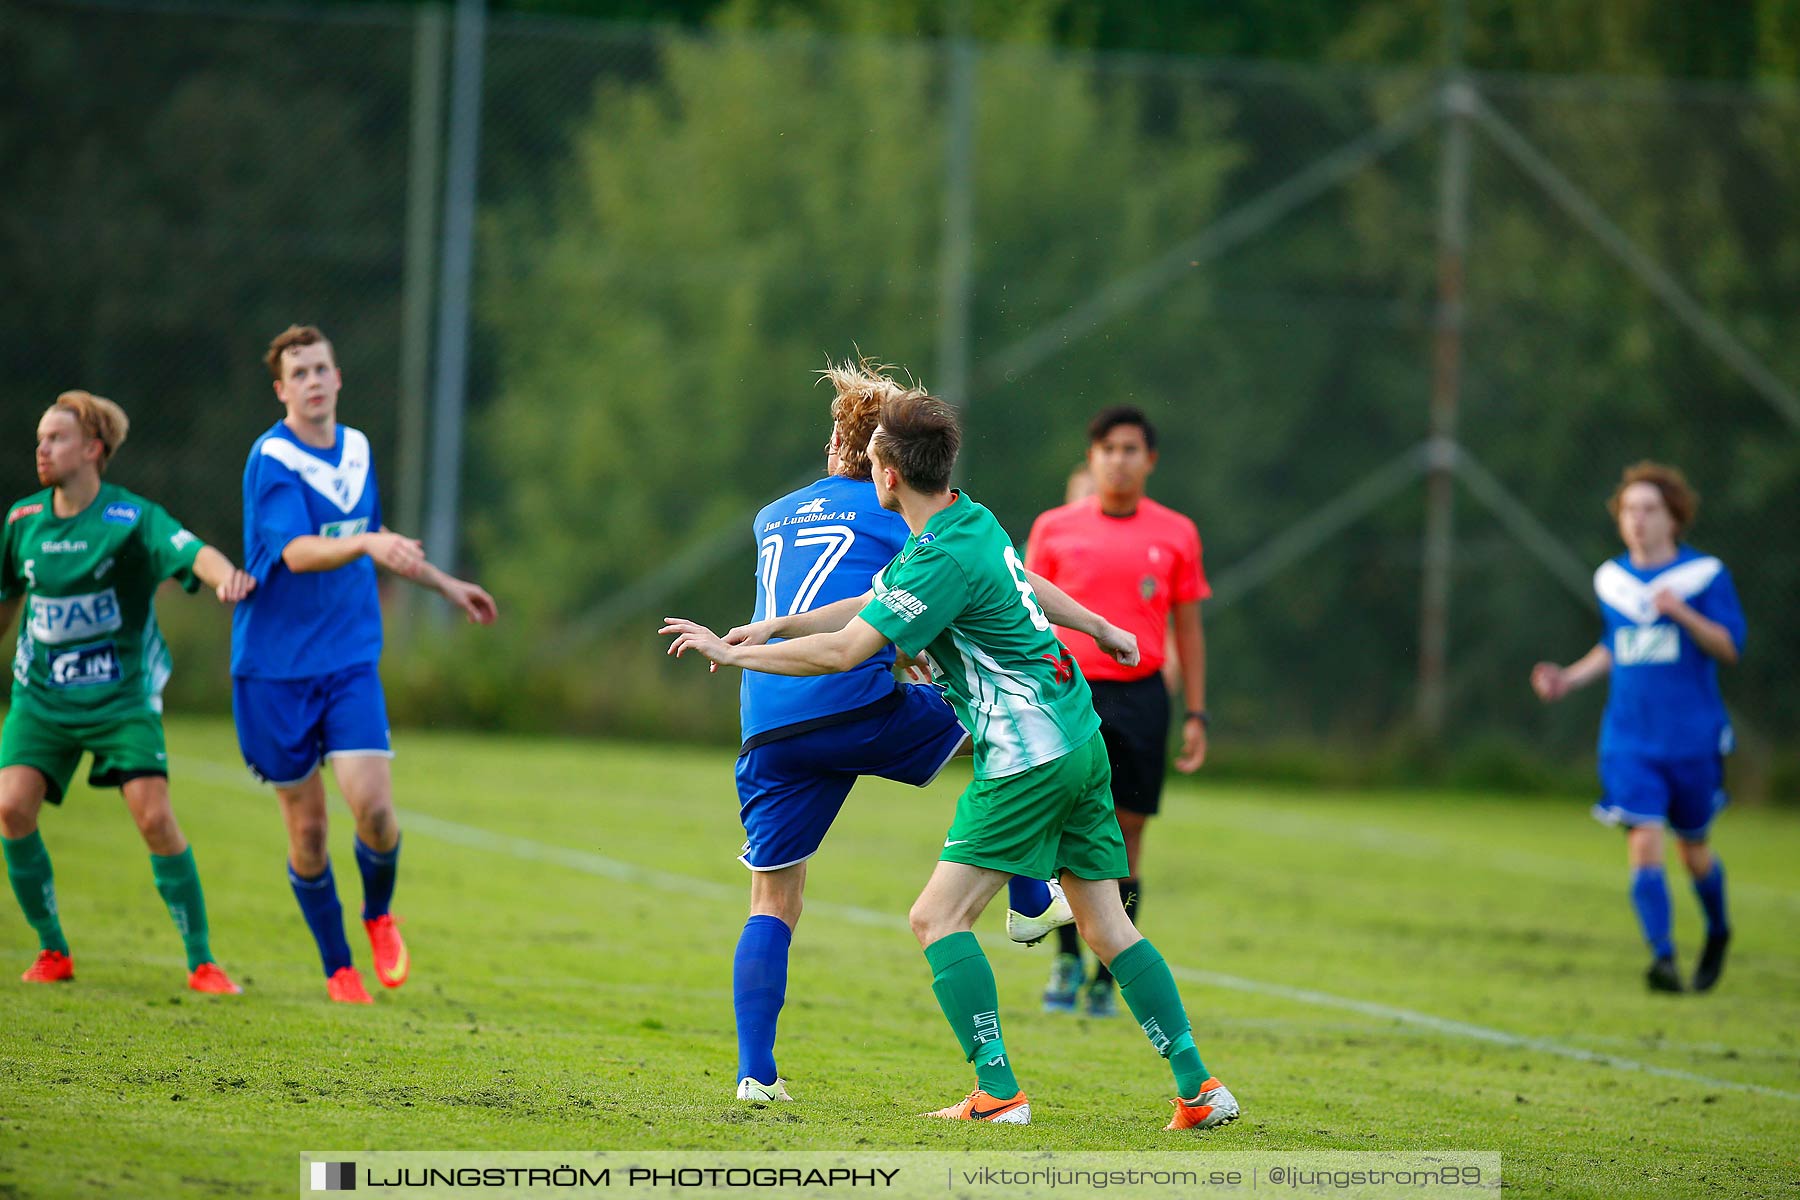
[1164,1077,1241,1131]
[188,962,243,994]
[922,1088,1031,1124]
[21,950,74,983]
[326,965,374,1004]
[364,914,409,989]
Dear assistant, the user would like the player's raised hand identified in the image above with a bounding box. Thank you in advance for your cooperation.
[1530,661,1566,702]
[366,531,426,578]
[215,569,256,604]
[442,578,498,625]
[661,617,731,671]
[1651,588,1688,618]
[1094,622,1140,668]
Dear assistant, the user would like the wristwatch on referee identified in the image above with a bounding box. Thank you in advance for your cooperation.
[1185,710,1209,727]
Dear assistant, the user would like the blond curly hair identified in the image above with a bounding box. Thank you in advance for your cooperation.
[818,356,922,481]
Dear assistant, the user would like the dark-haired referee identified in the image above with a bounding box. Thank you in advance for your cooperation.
[1014,405,1209,1016]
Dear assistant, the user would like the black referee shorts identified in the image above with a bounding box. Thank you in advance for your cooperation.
[1089,674,1172,816]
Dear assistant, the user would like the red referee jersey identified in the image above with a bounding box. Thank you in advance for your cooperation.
[1024,495,1208,683]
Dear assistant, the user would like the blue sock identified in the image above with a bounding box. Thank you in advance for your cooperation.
[289,860,354,976]
[1693,860,1729,938]
[1007,877,1052,917]
[733,915,792,1085]
[1630,865,1674,960]
[354,835,401,921]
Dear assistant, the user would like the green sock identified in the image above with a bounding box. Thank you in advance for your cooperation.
[923,931,1020,1100]
[4,830,69,954]
[1111,938,1210,1098]
[150,847,213,971]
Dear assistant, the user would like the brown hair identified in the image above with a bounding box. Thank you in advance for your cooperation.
[47,391,130,471]
[819,357,909,481]
[1607,460,1698,535]
[871,391,960,494]
[264,324,333,380]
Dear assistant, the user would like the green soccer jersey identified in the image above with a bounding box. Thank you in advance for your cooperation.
[1,483,203,723]
[860,491,1100,780]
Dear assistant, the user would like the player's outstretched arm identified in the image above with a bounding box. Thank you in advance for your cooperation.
[664,615,888,677]
[191,545,256,604]
[721,592,873,649]
[1530,644,1612,703]
[1024,569,1139,667]
[407,559,499,626]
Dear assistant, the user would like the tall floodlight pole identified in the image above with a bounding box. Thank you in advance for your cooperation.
[1417,0,1472,735]
[425,0,486,586]
[938,0,976,475]
[395,3,447,631]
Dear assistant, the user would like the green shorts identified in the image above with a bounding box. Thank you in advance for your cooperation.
[940,731,1128,881]
[0,701,169,804]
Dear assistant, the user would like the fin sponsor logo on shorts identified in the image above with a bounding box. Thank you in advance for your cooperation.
[102,502,141,525]
[48,640,121,689]
[8,503,43,525]
[28,588,123,645]
[319,517,369,539]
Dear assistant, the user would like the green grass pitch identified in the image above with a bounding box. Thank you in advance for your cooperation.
[1,717,1796,1198]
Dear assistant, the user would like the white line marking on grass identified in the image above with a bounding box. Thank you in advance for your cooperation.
[177,756,1800,1102]
[1196,803,1800,910]
[1170,968,1800,1101]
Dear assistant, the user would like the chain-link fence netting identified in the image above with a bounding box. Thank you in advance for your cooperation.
[5,2,1796,794]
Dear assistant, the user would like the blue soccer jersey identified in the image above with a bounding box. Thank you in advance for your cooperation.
[739,475,911,746]
[1594,545,1746,761]
[231,422,385,680]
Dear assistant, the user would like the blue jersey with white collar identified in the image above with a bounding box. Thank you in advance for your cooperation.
[739,475,911,747]
[1594,544,1745,761]
[231,421,385,680]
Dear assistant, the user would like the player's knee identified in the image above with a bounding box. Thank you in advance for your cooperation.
[1624,824,1663,862]
[133,805,181,847]
[1077,916,1131,962]
[907,899,944,946]
[287,814,330,863]
[350,797,398,843]
[748,884,800,922]
[0,801,34,838]
[0,781,42,837]
[755,894,802,926]
[1678,838,1714,871]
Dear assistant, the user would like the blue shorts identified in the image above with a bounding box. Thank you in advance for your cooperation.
[735,684,968,871]
[1592,753,1727,840]
[232,662,393,787]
